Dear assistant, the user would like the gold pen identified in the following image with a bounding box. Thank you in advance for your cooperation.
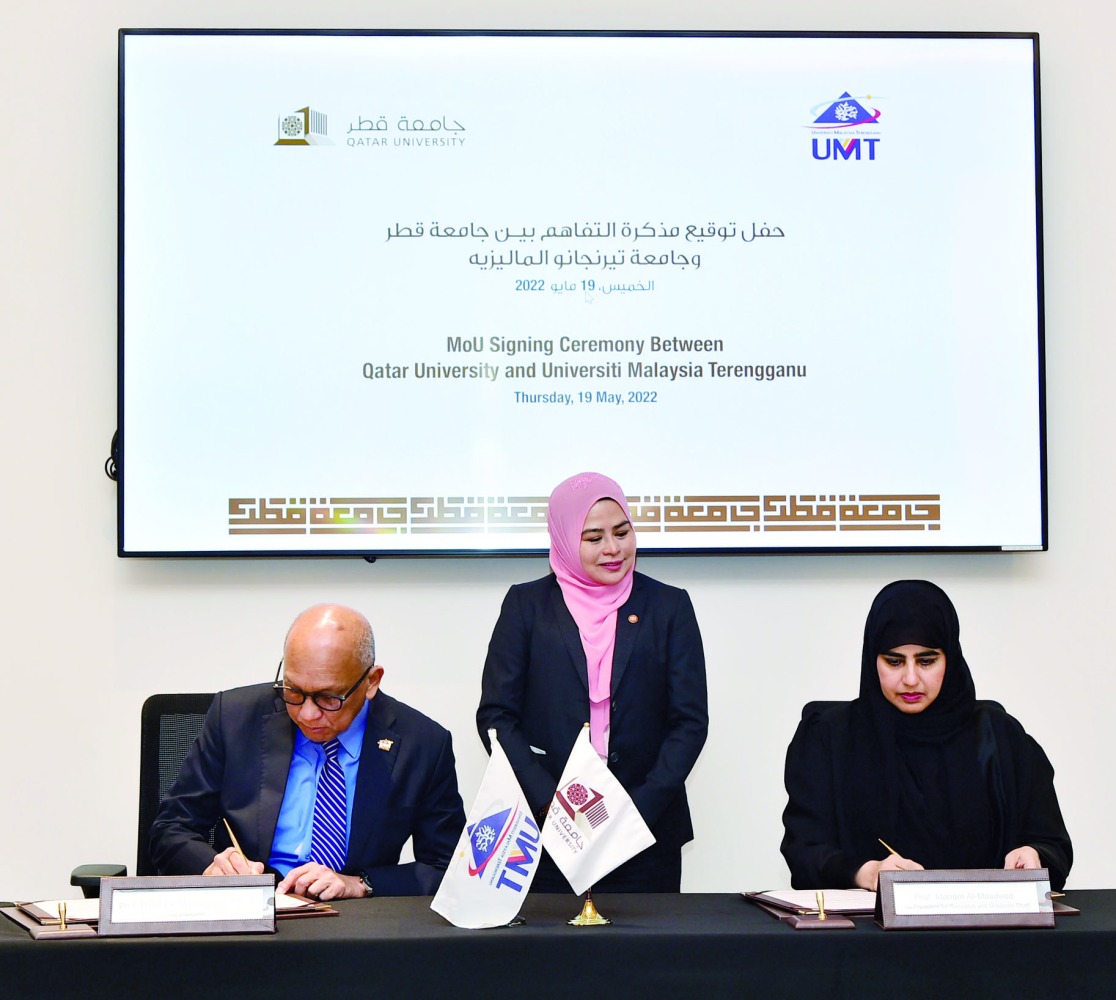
[878,837,910,871]
[58,901,68,931]
[222,817,246,860]
[815,890,827,921]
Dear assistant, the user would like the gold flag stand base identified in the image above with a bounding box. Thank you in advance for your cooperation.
[567,889,611,926]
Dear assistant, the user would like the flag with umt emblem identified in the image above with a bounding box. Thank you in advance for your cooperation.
[431,730,541,928]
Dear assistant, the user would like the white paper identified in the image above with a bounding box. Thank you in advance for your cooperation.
[32,898,101,922]
[752,888,876,914]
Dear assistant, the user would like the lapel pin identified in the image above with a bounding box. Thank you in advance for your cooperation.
[628,614,639,623]
[378,738,394,751]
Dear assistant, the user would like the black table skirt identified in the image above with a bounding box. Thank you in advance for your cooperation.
[4,890,1115,999]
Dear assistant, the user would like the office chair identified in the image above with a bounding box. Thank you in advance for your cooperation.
[71,692,216,897]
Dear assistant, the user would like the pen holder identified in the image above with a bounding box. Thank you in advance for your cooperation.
[35,923,98,939]
[786,913,855,930]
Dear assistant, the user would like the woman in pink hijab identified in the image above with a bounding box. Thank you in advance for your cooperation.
[478,472,708,892]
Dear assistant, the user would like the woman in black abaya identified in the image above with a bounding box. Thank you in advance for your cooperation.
[780,580,1071,891]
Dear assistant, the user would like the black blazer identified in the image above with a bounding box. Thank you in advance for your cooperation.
[149,684,465,895]
[477,571,708,851]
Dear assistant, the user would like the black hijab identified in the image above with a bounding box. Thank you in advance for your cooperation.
[850,580,997,870]
[858,579,976,735]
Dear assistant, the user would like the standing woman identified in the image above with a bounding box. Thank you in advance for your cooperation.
[781,579,1072,891]
[478,471,708,892]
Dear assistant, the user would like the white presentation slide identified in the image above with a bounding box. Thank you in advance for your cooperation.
[120,32,1045,555]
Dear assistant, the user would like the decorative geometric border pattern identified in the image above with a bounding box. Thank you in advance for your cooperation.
[228,494,941,535]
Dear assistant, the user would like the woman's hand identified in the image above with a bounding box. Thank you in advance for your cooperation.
[1004,846,1042,870]
[854,853,924,891]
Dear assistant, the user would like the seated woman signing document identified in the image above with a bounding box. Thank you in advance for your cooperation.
[780,580,1071,891]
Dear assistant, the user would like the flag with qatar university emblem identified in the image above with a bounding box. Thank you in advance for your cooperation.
[431,730,541,929]
[541,723,655,895]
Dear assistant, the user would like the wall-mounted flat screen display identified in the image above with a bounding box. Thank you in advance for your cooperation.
[119,30,1046,556]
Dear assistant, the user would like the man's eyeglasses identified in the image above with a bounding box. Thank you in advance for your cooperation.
[272,660,372,712]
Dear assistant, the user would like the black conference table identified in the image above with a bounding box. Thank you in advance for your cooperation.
[4,890,1115,999]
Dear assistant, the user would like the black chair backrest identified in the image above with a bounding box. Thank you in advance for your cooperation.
[136,692,216,876]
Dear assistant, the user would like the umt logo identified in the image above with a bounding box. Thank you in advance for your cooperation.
[808,91,881,163]
[495,816,540,892]
[812,137,880,161]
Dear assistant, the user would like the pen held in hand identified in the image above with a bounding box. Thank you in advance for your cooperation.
[878,837,910,871]
[222,817,246,861]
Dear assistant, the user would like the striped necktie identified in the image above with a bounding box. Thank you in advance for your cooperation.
[309,739,347,871]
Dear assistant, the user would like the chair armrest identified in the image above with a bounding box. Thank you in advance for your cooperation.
[71,863,128,898]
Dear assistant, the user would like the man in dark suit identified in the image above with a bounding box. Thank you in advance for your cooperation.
[149,604,465,898]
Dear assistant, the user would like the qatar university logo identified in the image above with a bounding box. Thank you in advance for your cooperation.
[555,780,610,829]
[275,106,332,146]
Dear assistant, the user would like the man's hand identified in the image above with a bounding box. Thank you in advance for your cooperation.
[203,846,266,876]
[277,863,367,900]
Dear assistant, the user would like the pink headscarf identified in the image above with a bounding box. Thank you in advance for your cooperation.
[547,472,636,756]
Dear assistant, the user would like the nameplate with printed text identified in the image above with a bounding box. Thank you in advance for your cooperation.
[98,874,277,937]
[877,868,1055,929]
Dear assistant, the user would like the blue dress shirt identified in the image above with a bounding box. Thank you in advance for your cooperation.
[268,700,369,874]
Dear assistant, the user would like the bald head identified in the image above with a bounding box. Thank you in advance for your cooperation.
[284,604,375,669]
[280,604,381,742]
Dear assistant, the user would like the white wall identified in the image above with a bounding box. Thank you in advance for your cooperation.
[2,0,1113,903]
